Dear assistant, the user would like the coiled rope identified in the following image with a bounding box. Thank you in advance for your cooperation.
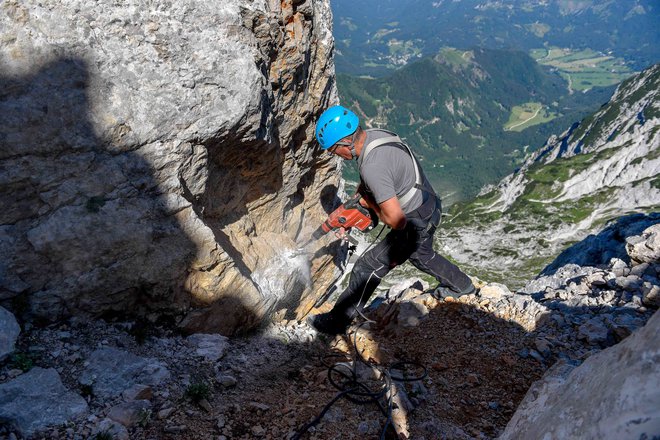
[292,315,427,440]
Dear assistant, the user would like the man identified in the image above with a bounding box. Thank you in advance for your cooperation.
[309,105,476,335]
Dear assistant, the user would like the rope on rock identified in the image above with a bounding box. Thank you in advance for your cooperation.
[292,316,427,440]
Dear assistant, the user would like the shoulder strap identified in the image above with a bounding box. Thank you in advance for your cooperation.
[358,129,401,171]
[358,130,431,209]
[357,135,402,170]
[397,143,424,208]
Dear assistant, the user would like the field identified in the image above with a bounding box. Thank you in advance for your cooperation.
[532,47,634,91]
[504,102,559,132]
[435,47,473,68]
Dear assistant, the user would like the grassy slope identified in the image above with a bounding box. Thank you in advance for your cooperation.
[504,102,559,132]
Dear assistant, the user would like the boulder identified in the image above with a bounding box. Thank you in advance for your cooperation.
[122,384,153,402]
[93,418,129,440]
[577,317,610,345]
[186,333,229,361]
[627,224,660,265]
[107,400,152,427]
[643,285,660,308]
[500,310,660,440]
[479,282,511,300]
[397,301,430,328]
[0,368,88,437]
[79,348,170,399]
[0,306,20,361]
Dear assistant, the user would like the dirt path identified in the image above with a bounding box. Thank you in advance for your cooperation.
[507,106,542,131]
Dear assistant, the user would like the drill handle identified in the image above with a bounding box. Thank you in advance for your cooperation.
[343,194,371,219]
[343,193,363,210]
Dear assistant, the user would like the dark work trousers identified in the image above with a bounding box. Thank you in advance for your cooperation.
[330,195,473,320]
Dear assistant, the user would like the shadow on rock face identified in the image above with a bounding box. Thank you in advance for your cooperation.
[0,53,339,335]
[178,293,264,336]
[0,57,209,328]
[319,184,343,214]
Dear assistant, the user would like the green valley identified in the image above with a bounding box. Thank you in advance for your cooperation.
[532,47,634,91]
[338,48,615,203]
[331,0,658,76]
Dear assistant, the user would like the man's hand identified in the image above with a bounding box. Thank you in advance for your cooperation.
[334,227,350,241]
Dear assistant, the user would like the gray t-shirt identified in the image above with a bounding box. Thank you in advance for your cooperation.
[359,129,435,214]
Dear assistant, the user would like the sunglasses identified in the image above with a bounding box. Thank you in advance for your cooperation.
[328,138,353,155]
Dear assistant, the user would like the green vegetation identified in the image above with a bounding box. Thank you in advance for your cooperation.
[10,352,34,372]
[533,46,634,91]
[443,141,624,226]
[504,102,559,132]
[645,103,660,121]
[373,28,398,40]
[387,38,422,59]
[137,409,152,428]
[530,48,549,60]
[185,382,211,403]
[436,47,472,68]
[631,148,660,167]
[652,176,660,190]
[525,22,551,38]
[338,48,617,203]
[433,66,658,288]
[332,0,659,76]
[567,66,659,149]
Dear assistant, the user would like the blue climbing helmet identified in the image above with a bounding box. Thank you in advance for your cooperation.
[315,105,359,150]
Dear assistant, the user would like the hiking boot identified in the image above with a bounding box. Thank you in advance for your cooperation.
[432,284,478,300]
[307,311,351,335]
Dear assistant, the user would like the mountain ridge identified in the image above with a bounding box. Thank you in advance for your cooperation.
[438,63,660,287]
[332,0,658,76]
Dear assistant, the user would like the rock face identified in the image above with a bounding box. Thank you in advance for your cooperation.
[499,310,660,440]
[0,0,340,333]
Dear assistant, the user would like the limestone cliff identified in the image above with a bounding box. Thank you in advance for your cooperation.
[499,310,660,440]
[0,0,341,334]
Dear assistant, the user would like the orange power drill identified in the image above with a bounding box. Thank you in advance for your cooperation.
[304,194,375,246]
